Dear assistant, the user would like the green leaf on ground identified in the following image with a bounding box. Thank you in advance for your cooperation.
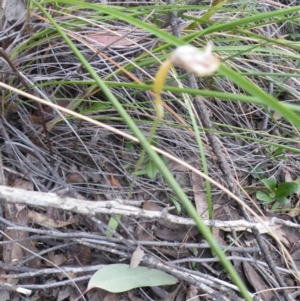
[106,214,122,238]
[256,191,273,203]
[88,264,178,293]
[261,176,276,192]
[271,197,289,211]
[250,167,264,180]
[170,197,182,215]
[270,146,284,157]
[146,160,158,180]
[275,182,299,198]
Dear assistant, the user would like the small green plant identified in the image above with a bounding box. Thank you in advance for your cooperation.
[128,157,159,180]
[267,145,287,161]
[127,139,166,181]
[256,176,299,210]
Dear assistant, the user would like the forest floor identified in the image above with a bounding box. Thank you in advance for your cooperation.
[0,1,300,301]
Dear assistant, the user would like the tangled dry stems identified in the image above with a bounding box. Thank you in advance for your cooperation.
[0,0,300,300]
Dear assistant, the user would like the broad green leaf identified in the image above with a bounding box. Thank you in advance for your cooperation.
[88,264,178,293]
[261,176,276,192]
[275,182,299,198]
[256,191,273,203]
[146,161,158,180]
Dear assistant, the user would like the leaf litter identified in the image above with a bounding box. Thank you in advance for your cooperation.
[0,0,300,301]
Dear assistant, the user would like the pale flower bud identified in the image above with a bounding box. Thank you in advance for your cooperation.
[171,43,219,76]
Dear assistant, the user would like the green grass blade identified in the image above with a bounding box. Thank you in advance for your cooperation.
[218,64,300,127]
[31,1,253,299]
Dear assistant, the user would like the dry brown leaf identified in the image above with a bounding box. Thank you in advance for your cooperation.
[214,206,296,252]
[243,262,277,301]
[3,204,25,266]
[191,168,208,219]
[12,179,33,191]
[66,172,86,184]
[253,215,300,248]
[273,111,282,121]
[288,199,300,217]
[159,286,180,301]
[15,203,27,218]
[186,285,199,301]
[87,34,137,47]
[65,245,92,266]
[27,210,79,228]
[143,200,161,211]
[87,288,108,301]
[48,251,66,266]
[57,285,72,301]
[291,248,300,271]
[130,245,144,269]
[279,226,300,249]
[103,293,120,301]
[10,104,19,113]
[157,245,191,259]
[128,290,144,301]
[3,203,41,273]
[212,227,227,250]
[152,218,199,242]
[69,282,87,301]
[3,178,40,270]
[133,220,154,242]
[29,114,42,124]
[110,175,122,188]
[133,201,156,242]
[174,288,186,301]
[167,159,191,187]
[283,168,293,183]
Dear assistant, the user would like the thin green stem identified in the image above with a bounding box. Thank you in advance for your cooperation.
[129,117,160,197]
[31,2,255,300]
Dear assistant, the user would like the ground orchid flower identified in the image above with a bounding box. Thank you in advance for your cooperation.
[154,43,220,118]
[130,44,219,196]
[171,43,220,77]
